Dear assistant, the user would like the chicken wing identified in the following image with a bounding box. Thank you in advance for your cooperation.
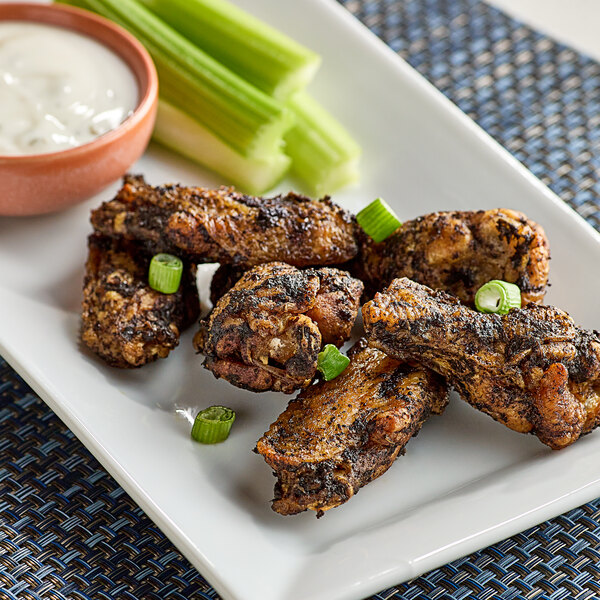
[210,264,247,306]
[256,339,448,516]
[194,262,363,393]
[82,234,200,368]
[91,174,358,268]
[352,209,549,305]
[363,277,600,449]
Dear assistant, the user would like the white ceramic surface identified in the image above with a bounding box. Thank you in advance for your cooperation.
[489,0,600,62]
[1,1,600,599]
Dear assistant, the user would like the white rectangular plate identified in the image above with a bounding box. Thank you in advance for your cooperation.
[2,1,600,599]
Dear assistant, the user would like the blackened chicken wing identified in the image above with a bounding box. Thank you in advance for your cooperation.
[210,264,247,306]
[91,175,358,268]
[256,339,448,516]
[81,234,199,368]
[194,262,363,393]
[353,209,549,304]
[363,278,600,449]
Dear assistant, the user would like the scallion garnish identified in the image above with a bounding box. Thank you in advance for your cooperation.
[474,280,521,315]
[356,198,402,243]
[148,253,183,294]
[191,405,236,444]
[317,344,350,381]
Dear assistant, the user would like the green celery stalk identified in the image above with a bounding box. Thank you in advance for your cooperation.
[285,91,361,196]
[153,100,291,194]
[58,0,293,159]
[137,0,321,100]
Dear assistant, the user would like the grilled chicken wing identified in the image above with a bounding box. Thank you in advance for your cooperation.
[210,264,247,306]
[82,234,200,368]
[256,339,448,516]
[91,175,358,268]
[352,209,549,305]
[194,262,363,393]
[363,278,600,449]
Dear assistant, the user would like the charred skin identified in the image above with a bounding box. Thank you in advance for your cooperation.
[352,209,550,305]
[91,174,358,268]
[194,262,363,394]
[210,264,247,307]
[256,339,449,516]
[363,278,600,449]
[81,234,200,368]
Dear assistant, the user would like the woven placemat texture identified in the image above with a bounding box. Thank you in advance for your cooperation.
[0,361,217,600]
[2,1,600,599]
[342,0,600,231]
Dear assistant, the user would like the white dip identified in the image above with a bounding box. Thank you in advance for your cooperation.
[0,21,138,155]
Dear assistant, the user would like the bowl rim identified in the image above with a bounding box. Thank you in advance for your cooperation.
[0,2,158,163]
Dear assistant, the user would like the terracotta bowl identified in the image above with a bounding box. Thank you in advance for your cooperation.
[0,3,158,216]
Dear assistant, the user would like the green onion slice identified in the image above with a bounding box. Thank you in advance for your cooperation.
[148,253,183,293]
[191,405,236,444]
[356,198,402,243]
[317,344,350,381]
[474,280,521,314]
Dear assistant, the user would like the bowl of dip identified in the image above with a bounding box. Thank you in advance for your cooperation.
[0,3,158,216]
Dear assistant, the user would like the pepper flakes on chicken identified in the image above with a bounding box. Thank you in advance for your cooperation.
[194,262,363,393]
[256,339,449,516]
[91,174,359,268]
[209,264,247,307]
[352,208,550,305]
[81,234,199,368]
[363,277,600,450]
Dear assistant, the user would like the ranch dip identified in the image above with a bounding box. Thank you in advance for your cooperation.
[0,21,138,155]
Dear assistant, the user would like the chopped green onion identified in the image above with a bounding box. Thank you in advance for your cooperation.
[153,101,290,194]
[58,0,294,159]
[356,198,402,243]
[285,91,361,196]
[475,280,522,314]
[191,405,236,444]
[148,253,183,293]
[317,344,350,381]
[138,0,321,100]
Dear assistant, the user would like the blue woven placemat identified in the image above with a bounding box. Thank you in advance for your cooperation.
[2,1,600,599]
[344,0,600,231]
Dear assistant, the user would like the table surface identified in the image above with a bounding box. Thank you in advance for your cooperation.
[3,1,600,599]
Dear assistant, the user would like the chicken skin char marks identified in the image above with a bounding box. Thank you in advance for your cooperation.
[256,338,448,516]
[81,234,200,368]
[352,208,549,305]
[91,174,358,268]
[210,264,247,306]
[194,262,363,394]
[363,278,600,450]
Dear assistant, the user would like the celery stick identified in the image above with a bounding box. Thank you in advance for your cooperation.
[138,0,320,100]
[285,91,361,196]
[153,100,291,194]
[58,0,293,159]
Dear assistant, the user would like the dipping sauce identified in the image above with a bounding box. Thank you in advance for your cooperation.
[0,21,138,155]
